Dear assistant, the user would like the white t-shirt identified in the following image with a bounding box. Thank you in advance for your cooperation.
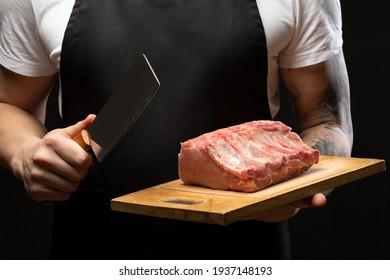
[0,0,343,117]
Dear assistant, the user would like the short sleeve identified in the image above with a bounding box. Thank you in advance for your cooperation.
[0,0,57,76]
[278,0,343,69]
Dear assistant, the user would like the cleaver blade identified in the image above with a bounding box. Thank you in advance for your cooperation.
[74,54,161,162]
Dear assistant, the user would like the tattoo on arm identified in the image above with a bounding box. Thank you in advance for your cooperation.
[300,122,351,157]
[285,52,353,157]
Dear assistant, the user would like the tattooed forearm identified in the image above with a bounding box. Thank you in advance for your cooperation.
[307,137,348,156]
[281,50,353,157]
[323,83,340,121]
[310,138,338,155]
[300,122,352,157]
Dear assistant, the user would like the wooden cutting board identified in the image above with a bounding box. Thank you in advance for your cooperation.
[111,156,386,225]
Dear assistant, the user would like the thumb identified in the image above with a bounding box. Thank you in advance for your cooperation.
[63,114,96,139]
[300,193,327,208]
[310,193,327,207]
[289,193,327,209]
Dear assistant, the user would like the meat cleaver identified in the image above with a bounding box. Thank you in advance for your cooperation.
[73,54,161,162]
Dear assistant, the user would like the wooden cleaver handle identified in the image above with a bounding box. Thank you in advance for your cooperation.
[73,129,91,152]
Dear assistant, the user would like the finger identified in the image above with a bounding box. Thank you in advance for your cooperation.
[59,115,96,167]
[27,182,73,202]
[30,162,84,193]
[245,204,300,223]
[36,133,92,176]
[289,193,327,209]
[62,114,96,139]
[24,166,77,202]
[310,193,327,207]
[242,193,327,223]
[38,156,89,182]
[57,139,93,169]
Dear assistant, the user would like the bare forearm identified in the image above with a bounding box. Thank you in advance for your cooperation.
[0,102,47,176]
[0,67,95,203]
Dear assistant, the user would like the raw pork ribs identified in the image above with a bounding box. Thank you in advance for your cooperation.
[178,120,319,192]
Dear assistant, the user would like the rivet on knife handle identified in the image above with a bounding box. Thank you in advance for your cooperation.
[73,129,91,152]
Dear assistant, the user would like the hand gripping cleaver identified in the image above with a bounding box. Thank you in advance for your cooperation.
[73,54,161,162]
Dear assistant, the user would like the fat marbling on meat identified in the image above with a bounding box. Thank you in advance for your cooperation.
[178,120,320,192]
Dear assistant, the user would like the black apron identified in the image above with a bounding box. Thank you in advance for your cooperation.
[53,0,291,259]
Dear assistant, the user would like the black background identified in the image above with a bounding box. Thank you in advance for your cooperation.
[1,1,389,259]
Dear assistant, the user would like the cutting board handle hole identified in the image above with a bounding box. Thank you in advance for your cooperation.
[162,198,203,205]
